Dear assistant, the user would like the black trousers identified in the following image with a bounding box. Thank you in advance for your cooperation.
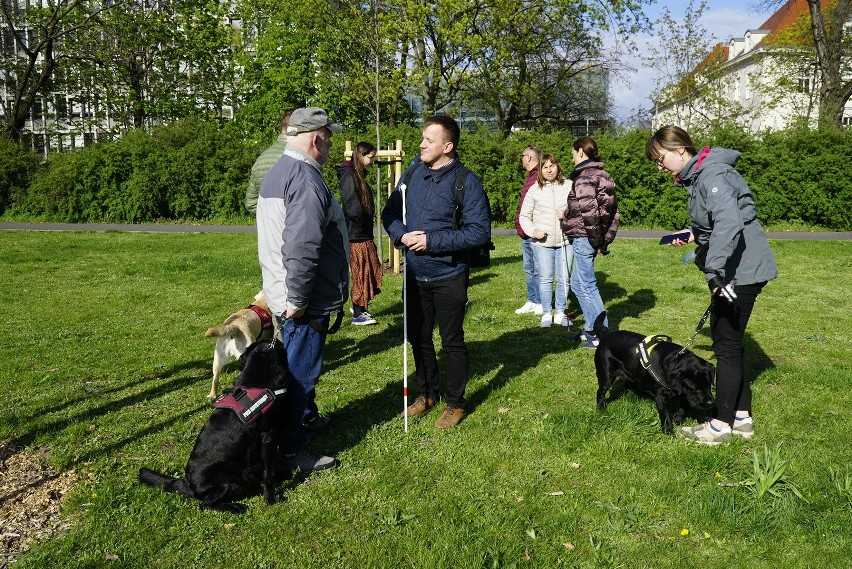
[710,282,766,424]
[406,271,469,408]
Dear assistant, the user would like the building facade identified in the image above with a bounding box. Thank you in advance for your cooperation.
[653,0,851,132]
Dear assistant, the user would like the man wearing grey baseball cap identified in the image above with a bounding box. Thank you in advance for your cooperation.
[257,106,347,472]
[285,107,343,136]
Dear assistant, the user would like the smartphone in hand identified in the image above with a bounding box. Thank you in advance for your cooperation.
[659,230,692,245]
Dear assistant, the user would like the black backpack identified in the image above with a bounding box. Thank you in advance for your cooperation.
[400,162,494,268]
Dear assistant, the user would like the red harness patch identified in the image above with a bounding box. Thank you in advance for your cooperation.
[211,386,285,424]
[246,304,273,332]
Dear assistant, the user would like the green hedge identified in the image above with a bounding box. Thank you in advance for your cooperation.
[2,121,850,230]
[5,120,261,222]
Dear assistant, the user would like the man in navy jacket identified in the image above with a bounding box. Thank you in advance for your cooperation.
[382,115,490,429]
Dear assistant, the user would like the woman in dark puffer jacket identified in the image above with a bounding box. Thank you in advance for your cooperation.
[560,136,620,348]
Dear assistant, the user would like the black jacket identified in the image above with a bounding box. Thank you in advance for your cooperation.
[336,161,375,241]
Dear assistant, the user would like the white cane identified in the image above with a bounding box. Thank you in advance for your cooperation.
[401,182,409,432]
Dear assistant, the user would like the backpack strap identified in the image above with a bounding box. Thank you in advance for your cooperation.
[452,166,470,230]
[399,161,423,189]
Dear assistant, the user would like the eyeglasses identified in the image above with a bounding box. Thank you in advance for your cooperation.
[654,151,668,167]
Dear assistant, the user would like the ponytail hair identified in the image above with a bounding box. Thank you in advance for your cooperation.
[352,141,377,216]
[573,137,601,161]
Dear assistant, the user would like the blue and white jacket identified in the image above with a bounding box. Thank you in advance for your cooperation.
[256,145,349,316]
[382,159,490,282]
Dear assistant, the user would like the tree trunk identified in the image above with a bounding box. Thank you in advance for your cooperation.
[807,0,852,128]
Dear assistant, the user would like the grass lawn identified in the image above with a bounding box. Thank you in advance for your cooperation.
[1,231,850,568]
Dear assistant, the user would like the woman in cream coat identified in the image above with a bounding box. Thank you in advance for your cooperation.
[519,154,573,328]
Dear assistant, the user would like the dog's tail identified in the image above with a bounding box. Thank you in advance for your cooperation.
[204,324,239,339]
[593,311,610,339]
[138,467,193,498]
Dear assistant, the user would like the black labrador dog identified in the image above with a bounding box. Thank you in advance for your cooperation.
[139,339,290,514]
[592,313,715,434]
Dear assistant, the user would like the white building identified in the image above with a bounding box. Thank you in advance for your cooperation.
[653,0,852,132]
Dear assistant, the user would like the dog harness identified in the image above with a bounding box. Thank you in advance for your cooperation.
[246,304,274,339]
[211,386,286,425]
[637,335,672,389]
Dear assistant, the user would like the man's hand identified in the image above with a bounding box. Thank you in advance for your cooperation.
[708,275,737,303]
[402,230,428,252]
[285,307,305,319]
[533,229,547,240]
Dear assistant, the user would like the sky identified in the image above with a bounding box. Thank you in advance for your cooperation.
[608,0,777,123]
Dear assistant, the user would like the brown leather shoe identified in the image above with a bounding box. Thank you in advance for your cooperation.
[435,406,466,429]
[403,395,436,418]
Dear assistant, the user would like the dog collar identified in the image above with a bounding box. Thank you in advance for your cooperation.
[637,335,672,388]
[246,304,274,335]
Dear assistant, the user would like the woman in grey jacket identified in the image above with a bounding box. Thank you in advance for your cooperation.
[647,125,778,445]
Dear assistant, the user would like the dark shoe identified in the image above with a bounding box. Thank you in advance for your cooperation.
[281,448,338,472]
[403,395,436,418]
[570,330,594,342]
[303,414,331,434]
[435,406,466,429]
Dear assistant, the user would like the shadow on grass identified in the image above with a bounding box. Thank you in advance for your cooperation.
[8,359,209,461]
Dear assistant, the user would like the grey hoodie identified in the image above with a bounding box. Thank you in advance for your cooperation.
[676,147,778,287]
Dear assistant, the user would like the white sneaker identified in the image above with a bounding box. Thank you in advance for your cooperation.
[532,303,543,315]
[553,312,571,327]
[680,421,732,446]
[515,301,537,314]
[540,313,553,328]
[732,416,754,438]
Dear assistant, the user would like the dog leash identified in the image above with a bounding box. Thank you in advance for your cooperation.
[676,297,716,356]
[269,310,344,347]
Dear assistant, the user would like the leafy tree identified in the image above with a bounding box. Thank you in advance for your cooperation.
[800,0,851,128]
[645,0,751,132]
[62,0,238,132]
[0,0,118,141]
[461,0,649,136]
[753,0,850,129]
[230,0,323,137]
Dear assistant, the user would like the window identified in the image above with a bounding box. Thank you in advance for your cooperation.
[797,77,811,93]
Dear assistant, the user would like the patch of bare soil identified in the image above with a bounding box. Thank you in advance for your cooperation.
[0,442,77,567]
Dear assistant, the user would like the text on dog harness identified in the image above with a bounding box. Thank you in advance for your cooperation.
[636,335,673,388]
[211,386,286,425]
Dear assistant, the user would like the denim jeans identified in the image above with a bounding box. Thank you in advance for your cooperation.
[520,237,540,304]
[710,282,765,424]
[275,313,329,454]
[531,244,572,314]
[406,271,469,408]
[570,237,607,332]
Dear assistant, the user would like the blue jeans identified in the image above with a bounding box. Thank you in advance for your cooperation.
[521,237,540,304]
[570,237,607,332]
[531,244,572,314]
[276,313,329,454]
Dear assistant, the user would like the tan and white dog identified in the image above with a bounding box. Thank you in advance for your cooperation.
[204,291,275,398]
